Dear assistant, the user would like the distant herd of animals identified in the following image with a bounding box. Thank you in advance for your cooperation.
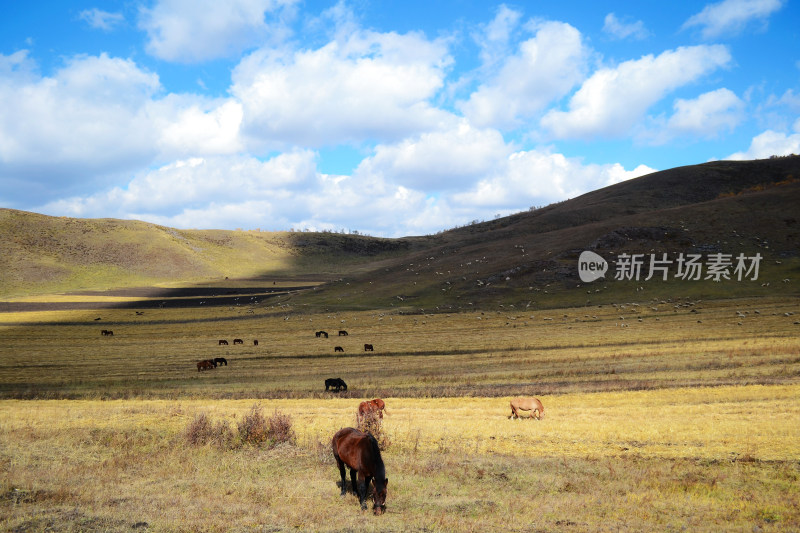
[197,330,377,372]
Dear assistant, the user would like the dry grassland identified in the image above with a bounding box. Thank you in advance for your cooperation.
[1,387,799,532]
[0,295,799,531]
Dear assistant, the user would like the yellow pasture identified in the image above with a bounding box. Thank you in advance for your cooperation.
[3,384,796,462]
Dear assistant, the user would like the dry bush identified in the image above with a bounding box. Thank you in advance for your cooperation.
[184,412,234,449]
[237,404,296,448]
[237,404,270,446]
[356,410,391,450]
[267,409,296,446]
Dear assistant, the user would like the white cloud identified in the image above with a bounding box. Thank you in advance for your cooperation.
[150,97,245,157]
[450,148,657,210]
[354,120,511,189]
[667,89,745,135]
[79,9,125,31]
[728,130,800,159]
[541,45,732,139]
[603,13,649,40]
[459,20,589,129]
[642,88,745,144]
[0,53,161,203]
[683,0,784,39]
[232,28,452,148]
[37,151,318,221]
[139,0,297,63]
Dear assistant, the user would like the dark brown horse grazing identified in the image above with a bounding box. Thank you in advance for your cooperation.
[358,399,388,423]
[335,346,344,353]
[233,338,244,345]
[331,428,388,515]
[218,339,228,345]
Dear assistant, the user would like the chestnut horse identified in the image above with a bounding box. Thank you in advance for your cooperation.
[509,397,545,420]
[331,427,388,515]
[357,399,388,423]
[197,360,215,372]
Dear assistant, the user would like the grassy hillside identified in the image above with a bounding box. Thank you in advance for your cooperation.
[0,210,430,298]
[1,156,798,308]
[299,156,800,310]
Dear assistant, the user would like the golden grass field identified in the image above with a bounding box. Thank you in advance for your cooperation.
[1,293,799,531]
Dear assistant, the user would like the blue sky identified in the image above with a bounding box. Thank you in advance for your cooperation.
[1,1,798,237]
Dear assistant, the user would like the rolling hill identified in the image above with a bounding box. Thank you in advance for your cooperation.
[1,155,798,309]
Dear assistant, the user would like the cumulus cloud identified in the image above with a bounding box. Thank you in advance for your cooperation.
[37,151,318,222]
[541,45,732,139]
[728,129,800,159]
[353,120,511,189]
[450,149,657,211]
[231,28,452,148]
[459,19,590,129]
[603,13,649,40]
[0,53,161,203]
[139,0,297,63]
[642,88,745,144]
[683,0,784,39]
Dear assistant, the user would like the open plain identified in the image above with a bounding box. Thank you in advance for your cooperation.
[1,289,799,532]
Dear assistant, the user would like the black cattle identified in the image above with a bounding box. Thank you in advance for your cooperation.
[233,338,244,345]
[364,344,374,352]
[213,357,228,367]
[338,330,348,336]
[219,339,228,345]
[316,331,329,338]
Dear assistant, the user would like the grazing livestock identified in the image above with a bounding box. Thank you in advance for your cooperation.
[233,339,244,345]
[197,360,215,372]
[364,344,374,352]
[335,346,344,353]
[358,399,388,423]
[213,357,227,367]
[325,378,347,392]
[331,427,388,515]
[316,331,329,338]
[339,330,349,336]
[254,339,258,346]
[509,397,545,420]
[218,340,228,345]
[101,330,114,336]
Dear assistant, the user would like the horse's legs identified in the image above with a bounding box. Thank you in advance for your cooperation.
[335,458,347,496]
[350,468,358,496]
[355,475,371,510]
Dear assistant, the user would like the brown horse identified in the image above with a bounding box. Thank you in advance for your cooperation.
[197,360,215,372]
[357,399,388,422]
[331,427,388,515]
[509,397,545,420]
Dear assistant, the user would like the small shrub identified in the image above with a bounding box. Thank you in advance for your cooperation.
[356,410,391,450]
[184,413,234,448]
[267,409,296,446]
[237,405,296,448]
[237,404,270,446]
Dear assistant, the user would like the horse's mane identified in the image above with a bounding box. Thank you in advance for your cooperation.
[365,432,386,478]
